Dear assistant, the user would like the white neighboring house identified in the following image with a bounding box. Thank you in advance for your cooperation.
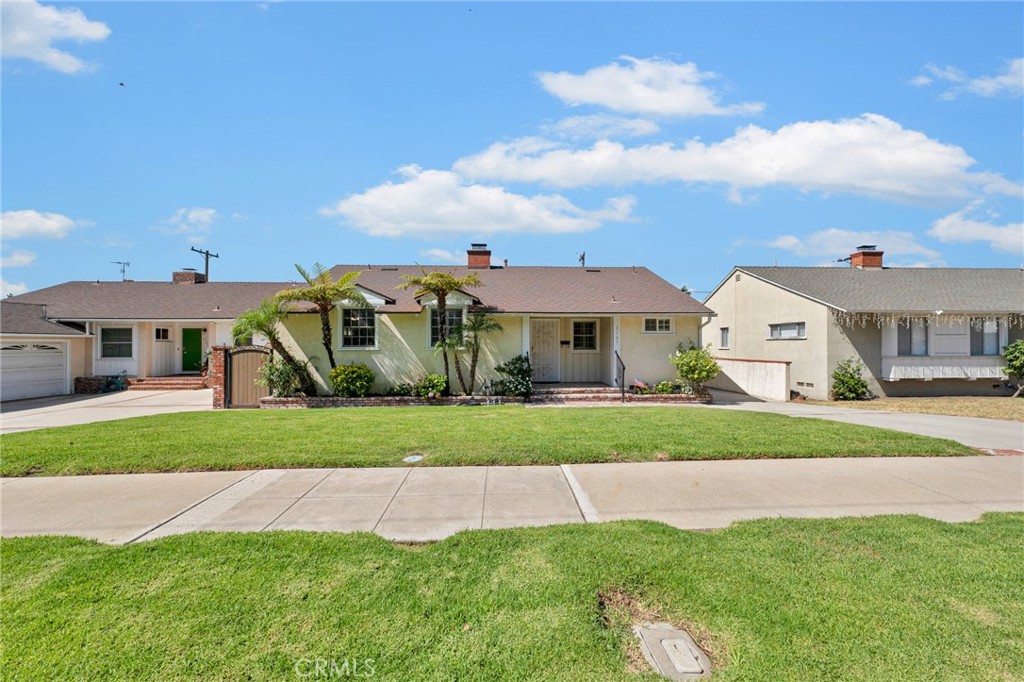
[0,301,88,401]
[704,246,1024,401]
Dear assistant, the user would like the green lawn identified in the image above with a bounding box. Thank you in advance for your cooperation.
[0,406,972,476]
[3,515,1022,681]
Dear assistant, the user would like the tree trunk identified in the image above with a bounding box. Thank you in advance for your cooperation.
[268,337,317,396]
[452,352,469,395]
[437,297,451,396]
[1013,384,1024,398]
[467,344,480,395]
[320,306,337,369]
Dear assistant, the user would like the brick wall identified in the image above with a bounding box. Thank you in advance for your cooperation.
[74,376,106,393]
[261,395,526,409]
[209,345,228,409]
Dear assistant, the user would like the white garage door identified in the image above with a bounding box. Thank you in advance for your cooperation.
[1,344,67,401]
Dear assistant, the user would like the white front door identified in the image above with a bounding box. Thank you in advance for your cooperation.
[530,318,560,382]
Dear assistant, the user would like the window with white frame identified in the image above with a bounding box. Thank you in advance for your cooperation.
[155,327,170,341]
[572,320,598,351]
[643,318,672,334]
[897,318,928,356]
[768,322,806,339]
[719,327,730,349]
[970,318,1000,356]
[430,308,464,347]
[340,308,376,348]
[100,327,133,358]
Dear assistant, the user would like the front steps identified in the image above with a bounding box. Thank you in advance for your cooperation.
[530,385,710,405]
[127,375,207,391]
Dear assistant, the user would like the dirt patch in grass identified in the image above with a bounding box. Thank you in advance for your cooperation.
[809,396,1024,422]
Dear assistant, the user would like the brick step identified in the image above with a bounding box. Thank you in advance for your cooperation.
[531,392,709,404]
[127,377,206,391]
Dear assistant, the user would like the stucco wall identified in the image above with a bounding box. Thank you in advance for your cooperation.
[705,358,791,401]
[619,315,702,386]
[280,311,524,395]
[704,272,830,399]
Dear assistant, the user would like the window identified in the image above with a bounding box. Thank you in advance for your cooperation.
[970,318,1000,356]
[897,318,928,356]
[768,322,806,339]
[429,308,464,347]
[155,328,170,341]
[572,320,598,351]
[341,308,376,348]
[719,327,730,349]
[100,327,133,358]
[643,318,672,334]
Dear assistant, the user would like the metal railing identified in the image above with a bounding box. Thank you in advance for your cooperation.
[614,350,625,403]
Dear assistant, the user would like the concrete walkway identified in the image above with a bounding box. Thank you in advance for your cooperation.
[0,389,213,434]
[705,390,1024,451]
[3,456,1021,544]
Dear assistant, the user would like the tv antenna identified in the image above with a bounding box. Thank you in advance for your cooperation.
[190,246,220,281]
[578,251,586,267]
[111,261,130,281]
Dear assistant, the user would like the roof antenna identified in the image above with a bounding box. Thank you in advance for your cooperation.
[190,246,220,281]
[110,260,130,281]
[578,251,586,267]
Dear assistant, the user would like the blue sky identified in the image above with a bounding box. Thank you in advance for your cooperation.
[2,1,1022,298]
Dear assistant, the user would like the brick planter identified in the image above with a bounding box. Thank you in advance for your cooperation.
[74,376,106,393]
[260,395,526,409]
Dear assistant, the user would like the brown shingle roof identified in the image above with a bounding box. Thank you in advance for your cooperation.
[7,281,298,320]
[1,301,86,335]
[329,265,713,315]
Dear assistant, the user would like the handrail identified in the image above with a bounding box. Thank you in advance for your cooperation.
[614,350,625,403]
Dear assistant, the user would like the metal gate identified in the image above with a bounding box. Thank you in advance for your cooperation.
[226,347,271,408]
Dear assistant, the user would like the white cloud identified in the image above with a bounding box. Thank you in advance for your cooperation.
[155,207,219,243]
[541,114,660,140]
[1,1,110,74]
[928,201,1023,255]
[0,250,37,267]
[419,248,465,264]
[1,279,29,297]
[766,228,945,266]
[1,210,85,240]
[455,113,1019,202]
[231,212,249,222]
[320,165,635,238]
[912,59,1023,99]
[538,56,764,118]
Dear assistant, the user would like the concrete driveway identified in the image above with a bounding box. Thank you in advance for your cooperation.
[0,389,213,434]
[3,456,1021,544]
[706,390,1024,451]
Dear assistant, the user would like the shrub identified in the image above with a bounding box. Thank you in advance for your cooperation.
[257,356,309,397]
[414,374,448,398]
[670,344,720,393]
[1003,340,1024,397]
[654,380,676,394]
[493,354,532,398]
[382,382,416,397]
[831,357,869,401]
[329,363,375,397]
[632,379,652,395]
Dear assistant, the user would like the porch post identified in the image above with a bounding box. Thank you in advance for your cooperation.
[611,316,621,387]
[522,316,530,358]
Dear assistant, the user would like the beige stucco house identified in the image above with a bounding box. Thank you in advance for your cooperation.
[278,245,713,394]
[704,246,1024,401]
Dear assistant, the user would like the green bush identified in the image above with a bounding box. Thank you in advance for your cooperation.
[493,354,532,398]
[670,344,720,393]
[256,356,308,397]
[382,382,416,397]
[655,380,676,394]
[831,357,869,401]
[414,374,448,398]
[329,363,375,397]
[1004,340,1024,397]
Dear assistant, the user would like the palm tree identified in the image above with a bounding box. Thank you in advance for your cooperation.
[277,263,365,369]
[447,311,503,395]
[397,269,482,394]
[232,298,317,396]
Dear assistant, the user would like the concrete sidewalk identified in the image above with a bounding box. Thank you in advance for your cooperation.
[0,389,212,434]
[705,390,1024,451]
[3,456,1021,544]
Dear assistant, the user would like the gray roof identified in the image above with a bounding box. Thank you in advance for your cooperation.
[1,301,86,336]
[7,281,297,321]
[734,267,1024,313]
[329,265,712,315]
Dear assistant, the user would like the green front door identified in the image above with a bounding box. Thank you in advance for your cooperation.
[182,328,203,372]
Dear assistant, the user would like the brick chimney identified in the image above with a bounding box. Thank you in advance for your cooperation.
[173,269,207,284]
[849,245,883,269]
[467,243,491,269]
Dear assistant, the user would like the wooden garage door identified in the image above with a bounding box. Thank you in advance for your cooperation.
[1,344,66,401]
